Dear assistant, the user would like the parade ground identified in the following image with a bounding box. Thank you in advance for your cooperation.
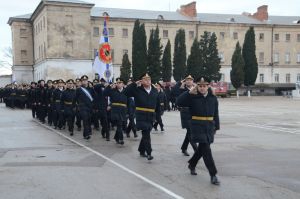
[0,96,300,199]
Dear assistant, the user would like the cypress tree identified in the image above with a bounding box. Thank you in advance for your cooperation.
[132,19,147,81]
[187,38,200,77]
[230,41,245,97]
[120,53,131,83]
[147,26,163,83]
[242,26,258,86]
[173,29,187,81]
[162,39,172,82]
[207,32,221,81]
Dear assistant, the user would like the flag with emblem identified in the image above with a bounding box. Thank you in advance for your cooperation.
[92,16,114,82]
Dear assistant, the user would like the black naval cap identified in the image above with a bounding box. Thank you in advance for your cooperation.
[38,79,45,84]
[195,76,210,85]
[155,82,162,87]
[57,79,65,84]
[93,79,99,84]
[31,82,37,85]
[115,77,124,83]
[100,78,106,83]
[139,73,151,80]
[81,75,89,81]
[184,74,194,81]
[66,79,74,84]
[75,78,81,82]
[47,80,53,84]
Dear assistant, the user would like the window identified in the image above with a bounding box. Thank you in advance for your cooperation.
[274,74,279,83]
[298,34,300,42]
[163,30,168,38]
[286,74,291,83]
[21,50,27,59]
[43,16,45,28]
[122,28,128,37]
[93,27,99,37]
[123,49,128,54]
[285,53,290,64]
[189,31,195,39]
[259,74,264,83]
[20,28,27,35]
[297,74,300,82]
[44,43,46,58]
[220,32,225,40]
[274,34,279,41]
[274,53,279,63]
[219,52,225,63]
[233,32,238,39]
[286,34,291,42]
[108,28,114,36]
[297,53,300,63]
[259,52,264,63]
[259,33,264,41]
[66,40,73,51]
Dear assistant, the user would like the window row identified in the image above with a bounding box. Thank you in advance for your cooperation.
[259,73,300,83]
[34,16,46,36]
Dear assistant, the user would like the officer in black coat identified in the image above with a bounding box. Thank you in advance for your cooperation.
[153,82,167,132]
[28,82,37,118]
[52,79,65,129]
[74,78,82,131]
[93,79,109,141]
[74,75,93,140]
[104,78,127,145]
[171,75,197,156]
[36,80,47,123]
[61,79,76,136]
[124,73,158,161]
[176,77,220,185]
[46,80,55,126]
[125,78,137,138]
[16,84,28,109]
[91,79,100,131]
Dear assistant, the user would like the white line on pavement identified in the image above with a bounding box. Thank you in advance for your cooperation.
[34,120,184,199]
[238,123,300,135]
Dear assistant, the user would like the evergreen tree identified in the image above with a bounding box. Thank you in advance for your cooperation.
[162,39,172,82]
[186,38,200,77]
[173,29,187,81]
[132,19,147,81]
[207,32,221,81]
[120,53,131,83]
[242,26,258,86]
[198,31,221,81]
[230,42,245,95]
[147,26,163,83]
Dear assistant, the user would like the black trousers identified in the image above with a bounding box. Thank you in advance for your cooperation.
[188,143,217,176]
[113,120,124,142]
[52,108,63,128]
[138,128,152,155]
[47,105,53,125]
[75,109,82,129]
[64,107,75,132]
[80,108,92,138]
[181,127,197,152]
[92,111,99,129]
[37,104,47,122]
[126,117,136,135]
[31,104,37,118]
[153,112,164,130]
[98,111,109,138]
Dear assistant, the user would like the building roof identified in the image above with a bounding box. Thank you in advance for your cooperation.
[8,3,300,26]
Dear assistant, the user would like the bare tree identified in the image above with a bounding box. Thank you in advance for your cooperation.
[0,47,13,71]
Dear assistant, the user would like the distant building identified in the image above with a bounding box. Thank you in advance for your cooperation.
[7,0,300,93]
[0,75,12,87]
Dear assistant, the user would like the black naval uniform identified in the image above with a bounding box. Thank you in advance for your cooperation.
[36,85,47,123]
[171,82,197,153]
[124,83,158,158]
[46,86,55,126]
[52,88,64,129]
[74,86,93,139]
[16,88,27,109]
[93,84,109,140]
[153,89,167,131]
[61,88,76,135]
[104,86,127,144]
[28,86,37,118]
[126,97,137,138]
[176,89,219,180]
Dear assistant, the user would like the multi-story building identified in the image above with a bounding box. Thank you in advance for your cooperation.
[8,0,300,93]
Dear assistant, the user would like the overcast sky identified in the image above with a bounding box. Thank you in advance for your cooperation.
[1,0,299,75]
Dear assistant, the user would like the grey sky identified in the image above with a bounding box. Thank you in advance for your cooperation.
[1,0,299,75]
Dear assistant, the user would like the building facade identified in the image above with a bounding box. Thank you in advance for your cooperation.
[8,0,300,91]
